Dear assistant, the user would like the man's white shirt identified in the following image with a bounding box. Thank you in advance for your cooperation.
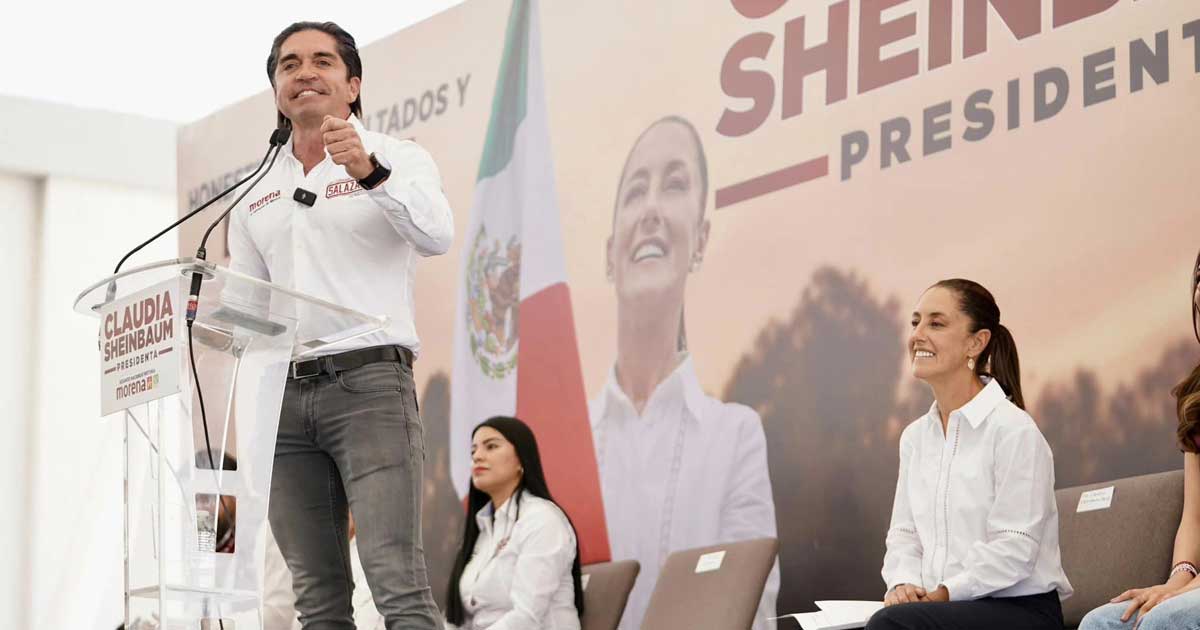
[589,355,779,630]
[882,378,1074,601]
[227,114,453,356]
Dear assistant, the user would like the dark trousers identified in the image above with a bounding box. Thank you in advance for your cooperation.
[865,590,1063,630]
[268,352,442,630]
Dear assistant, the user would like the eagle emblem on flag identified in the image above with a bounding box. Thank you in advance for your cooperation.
[466,224,522,379]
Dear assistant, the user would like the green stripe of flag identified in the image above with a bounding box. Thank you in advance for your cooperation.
[476,0,531,181]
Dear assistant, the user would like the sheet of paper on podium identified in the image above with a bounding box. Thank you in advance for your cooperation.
[774,600,884,630]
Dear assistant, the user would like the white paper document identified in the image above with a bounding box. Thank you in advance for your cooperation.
[774,600,884,630]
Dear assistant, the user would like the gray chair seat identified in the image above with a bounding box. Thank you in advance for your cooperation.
[581,559,640,630]
[1055,469,1184,629]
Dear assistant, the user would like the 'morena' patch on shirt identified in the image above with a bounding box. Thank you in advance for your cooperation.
[326,178,364,199]
[248,190,281,215]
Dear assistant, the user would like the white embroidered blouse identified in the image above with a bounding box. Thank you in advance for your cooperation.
[882,378,1073,601]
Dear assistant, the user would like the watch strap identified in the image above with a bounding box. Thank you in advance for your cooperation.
[358,153,391,190]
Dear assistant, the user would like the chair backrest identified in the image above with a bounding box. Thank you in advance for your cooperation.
[581,560,640,630]
[640,538,778,630]
[1056,468,1184,628]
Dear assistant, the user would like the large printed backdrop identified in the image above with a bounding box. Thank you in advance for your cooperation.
[178,0,1200,613]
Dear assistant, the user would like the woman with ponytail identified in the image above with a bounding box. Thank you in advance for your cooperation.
[866,279,1072,630]
[1077,254,1200,630]
[445,416,583,630]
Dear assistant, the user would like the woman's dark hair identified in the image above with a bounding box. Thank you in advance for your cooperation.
[931,278,1025,409]
[1177,251,1200,451]
[266,21,364,128]
[1174,363,1200,453]
[610,115,709,352]
[445,416,584,624]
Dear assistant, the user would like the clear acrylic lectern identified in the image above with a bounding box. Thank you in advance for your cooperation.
[74,257,387,629]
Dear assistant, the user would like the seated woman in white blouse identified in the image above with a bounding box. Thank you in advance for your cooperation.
[444,416,583,630]
[867,279,1073,630]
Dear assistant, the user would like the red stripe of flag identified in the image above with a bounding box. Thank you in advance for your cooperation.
[515,282,611,564]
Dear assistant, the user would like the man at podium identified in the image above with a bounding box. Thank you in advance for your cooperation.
[226,21,453,630]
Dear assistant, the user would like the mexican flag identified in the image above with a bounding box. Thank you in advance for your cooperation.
[449,0,610,564]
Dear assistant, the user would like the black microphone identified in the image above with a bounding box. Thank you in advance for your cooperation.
[293,188,317,207]
[186,128,290,325]
[106,128,291,303]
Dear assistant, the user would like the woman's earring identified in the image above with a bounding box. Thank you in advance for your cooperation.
[967,356,976,371]
[690,255,702,272]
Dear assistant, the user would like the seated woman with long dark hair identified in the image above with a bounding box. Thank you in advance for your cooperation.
[445,416,583,630]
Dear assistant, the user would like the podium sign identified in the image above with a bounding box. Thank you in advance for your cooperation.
[98,278,182,415]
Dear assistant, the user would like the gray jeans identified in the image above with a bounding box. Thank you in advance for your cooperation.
[268,352,443,630]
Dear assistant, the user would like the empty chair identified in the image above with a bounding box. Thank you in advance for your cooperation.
[581,560,640,630]
[640,538,778,630]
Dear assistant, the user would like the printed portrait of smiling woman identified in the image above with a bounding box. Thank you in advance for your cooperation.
[589,115,780,630]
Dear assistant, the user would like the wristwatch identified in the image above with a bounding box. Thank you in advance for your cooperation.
[357,152,392,190]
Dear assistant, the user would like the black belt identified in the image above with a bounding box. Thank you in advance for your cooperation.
[288,345,413,380]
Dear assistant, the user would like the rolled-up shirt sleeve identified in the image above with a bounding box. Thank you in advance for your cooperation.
[941,425,1053,601]
[366,139,454,256]
[882,427,925,594]
[485,512,577,630]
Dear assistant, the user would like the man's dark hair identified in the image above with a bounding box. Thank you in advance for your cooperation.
[266,21,363,128]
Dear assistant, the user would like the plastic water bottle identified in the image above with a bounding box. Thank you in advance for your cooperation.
[194,508,216,588]
[196,509,217,553]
